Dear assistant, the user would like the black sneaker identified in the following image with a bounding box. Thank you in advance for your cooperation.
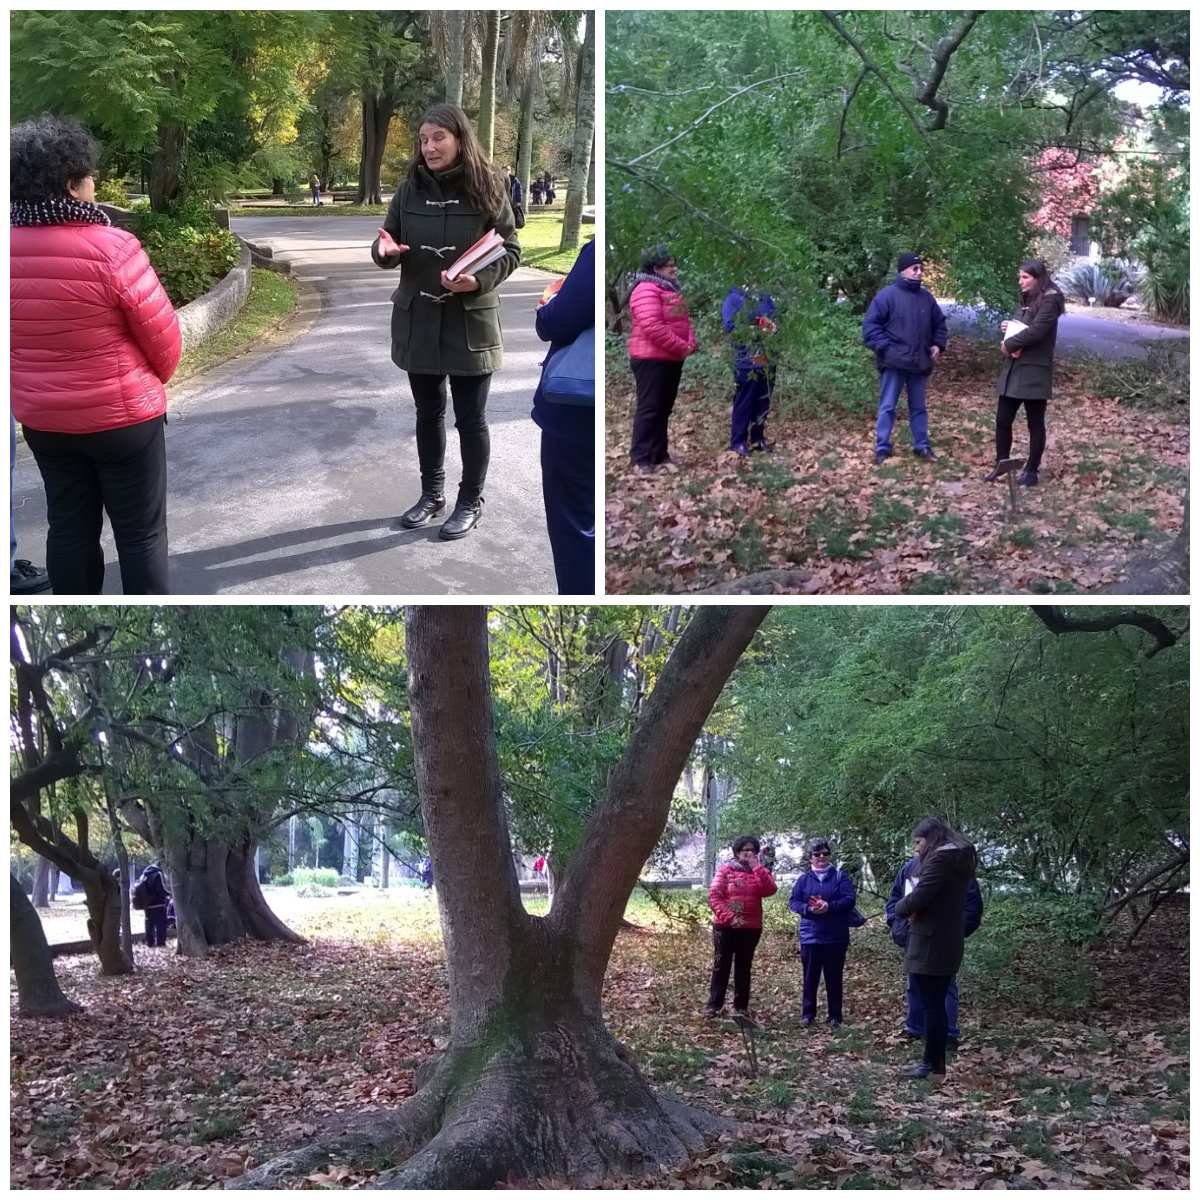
[11,559,51,594]
[1017,469,1038,487]
[913,447,936,459]
[874,451,891,465]
[828,1019,842,1029]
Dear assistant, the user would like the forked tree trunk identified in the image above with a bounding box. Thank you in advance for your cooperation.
[232,604,769,1189]
[10,874,82,1017]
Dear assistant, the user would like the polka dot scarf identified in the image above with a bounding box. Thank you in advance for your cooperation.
[11,195,111,227]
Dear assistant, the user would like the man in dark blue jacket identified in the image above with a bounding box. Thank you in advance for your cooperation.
[532,238,594,594]
[886,853,982,1046]
[721,284,777,455]
[862,253,948,465]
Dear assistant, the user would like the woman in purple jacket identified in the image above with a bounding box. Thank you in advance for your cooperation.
[789,836,857,1027]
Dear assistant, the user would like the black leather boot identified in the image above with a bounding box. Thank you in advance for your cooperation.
[984,461,1004,482]
[1017,468,1039,487]
[439,497,484,540]
[399,492,446,529]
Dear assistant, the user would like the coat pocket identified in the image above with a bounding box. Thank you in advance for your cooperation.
[461,290,502,353]
[390,288,414,359]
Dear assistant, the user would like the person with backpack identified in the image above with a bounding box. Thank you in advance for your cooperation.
[133,862,171,947]
[706,835,778,1020]
[789,837,857,1027]
[886,840,983,1050]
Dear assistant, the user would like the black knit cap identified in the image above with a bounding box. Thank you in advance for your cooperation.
[898,252,922,272]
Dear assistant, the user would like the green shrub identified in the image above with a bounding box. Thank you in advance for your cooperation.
[128,204,238,307]
[94,177,128,206]
[960,892,1102,1016]
[295,883,332,898]
[1054,259,1143,308]
[274,873,293,887]
[291,867,339,889]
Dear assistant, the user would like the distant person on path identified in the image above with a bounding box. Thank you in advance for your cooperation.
[133,863,171,947]
[530,178,544,206]
[418,856,433,889]
[10,113,181,594]
[628,245,697,474]
[862,253,947,465]
[886,845,983,1048]
[722,282,778,455]
[371,103,521,540]
[707,835,778,1019]
[986,258,1065,488]
[543,173,556,204]
[894,816,979,1084]
[10,413,51,593]
[789,837,856,1028]
[533,238,595,593]
[309,172,322,206]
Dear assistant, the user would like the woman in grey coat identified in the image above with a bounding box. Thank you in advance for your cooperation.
[894,816,979,1083]
[986,259,1065,488]
[372,104,521,539]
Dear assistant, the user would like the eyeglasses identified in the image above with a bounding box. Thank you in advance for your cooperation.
[811,849,830,857]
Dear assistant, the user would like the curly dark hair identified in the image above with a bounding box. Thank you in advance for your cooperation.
[408,103,505,220]
[641,244,675,273]
[11,113,100,203]
[731,835,761,855]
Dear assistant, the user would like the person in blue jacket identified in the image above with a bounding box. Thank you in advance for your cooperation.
[721,284,777,455]
[788,836,857,1027]
[886,846,982,1047]
[532,238,594,594]
[862,253,947,465]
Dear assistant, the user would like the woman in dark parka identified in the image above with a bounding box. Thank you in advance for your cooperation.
[372,103,521,540]
[894,816,979,1083]
[987,258,1065,488]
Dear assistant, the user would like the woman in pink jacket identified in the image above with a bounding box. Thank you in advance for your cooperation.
[11,114,181,593]
[706,835,778,1020]
[627,245,697,474]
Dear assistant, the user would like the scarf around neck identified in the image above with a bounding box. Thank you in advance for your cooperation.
[11,195,112,228]
[633,269,681,293]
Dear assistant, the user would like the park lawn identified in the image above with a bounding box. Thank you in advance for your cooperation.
[173,268,299,384]
[604,339,1187,595]
[9,889,1188,1189]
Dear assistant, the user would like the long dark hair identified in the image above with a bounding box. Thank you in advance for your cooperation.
[1018,258,1063,320]
[913,815,975,866]
[408,103,505,219]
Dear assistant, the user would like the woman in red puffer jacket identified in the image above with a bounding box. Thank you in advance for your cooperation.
[706,835,778,1020]
[11,113,181,594]
[627,244,696,474]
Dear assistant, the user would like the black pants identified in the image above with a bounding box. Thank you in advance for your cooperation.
[996,395,1047,471]
[629,358,684,466]
[800,941,848,1022]
[22,415,169,594]
[144,906,168,947]
[540,431,594,594]
[407,372,491,503]
[708,925,762,1011]
[911,972,952,1072]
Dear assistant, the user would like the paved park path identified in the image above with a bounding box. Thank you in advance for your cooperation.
[12,214,561,595]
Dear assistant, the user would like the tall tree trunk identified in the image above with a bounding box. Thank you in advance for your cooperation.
[148,120,185,212]
[445,11,466,107]
[516,45,540,197]
[10,875,82,1018]
[477,10,501,158]
[230,605,770,1189]
[357,88,397,207]
[164,827,305,959]
[32,855,53,908]
[559,12,595,252]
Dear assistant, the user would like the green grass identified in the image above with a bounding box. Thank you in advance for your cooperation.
[174,268,298,382]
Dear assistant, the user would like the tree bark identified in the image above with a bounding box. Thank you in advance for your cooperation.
[32,855,54,908]
[233,604,769,1189]
[477,10,501,159]
[559,12,596,252]
[357,85,398,207]
[445,11,466,107]
[10,875,82,1018]
[516,44,539,198]
[148,120,185,212]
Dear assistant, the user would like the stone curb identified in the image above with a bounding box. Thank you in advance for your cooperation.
[175,235,253,352]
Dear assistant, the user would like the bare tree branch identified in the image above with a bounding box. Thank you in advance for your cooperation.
[1030,606,1182,657]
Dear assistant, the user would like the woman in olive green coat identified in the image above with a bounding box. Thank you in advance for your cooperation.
[372,103,521,539]
[986,258,1064,489]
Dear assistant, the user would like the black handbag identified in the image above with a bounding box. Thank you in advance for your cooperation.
[512,201,526,229]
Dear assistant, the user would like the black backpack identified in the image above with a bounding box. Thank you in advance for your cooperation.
[130,878,147,910]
